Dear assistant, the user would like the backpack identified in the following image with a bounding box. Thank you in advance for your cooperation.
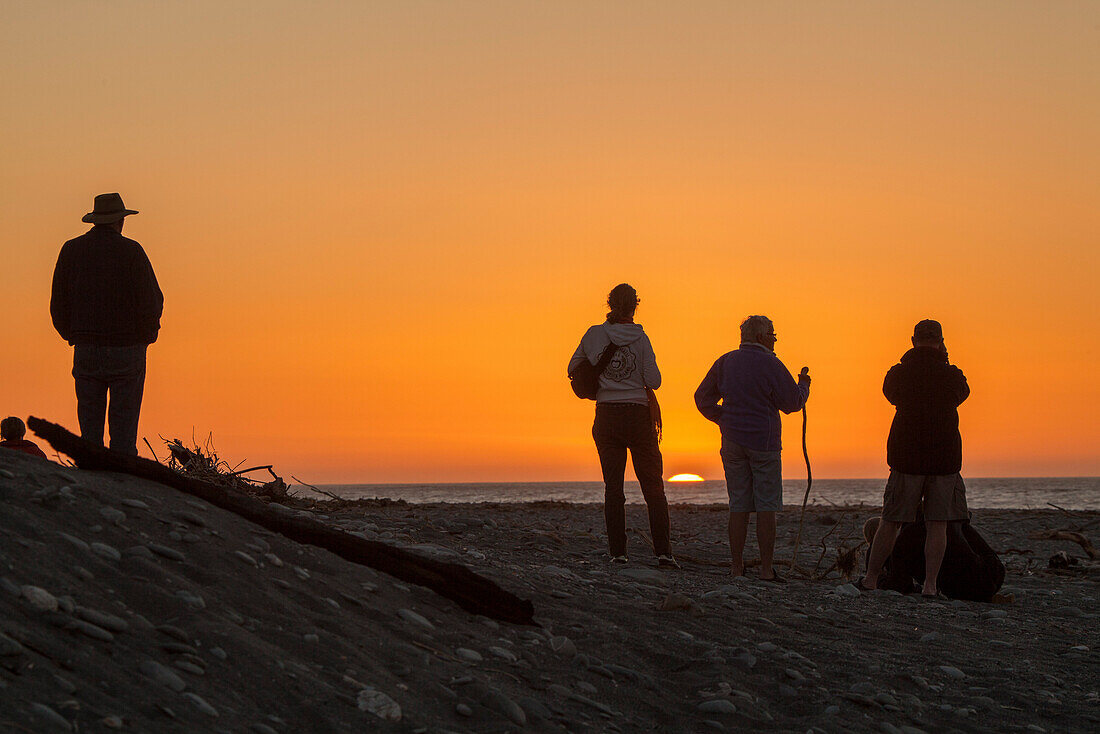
[568,340,620,400]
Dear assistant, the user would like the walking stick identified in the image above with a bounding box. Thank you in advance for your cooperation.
[790,367,812,571]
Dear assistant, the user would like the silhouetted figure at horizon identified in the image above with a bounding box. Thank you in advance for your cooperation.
[569,284,677,569]
[0,417,47,459]
[695,315,810,582]
[861,319,970,598]
[863,516,1005,602]
[50,193,163,456]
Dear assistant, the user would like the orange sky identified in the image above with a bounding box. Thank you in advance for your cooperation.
[2,3,1098,483]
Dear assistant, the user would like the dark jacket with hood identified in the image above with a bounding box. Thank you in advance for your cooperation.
[884,347,969,475]
[50,225,163,347]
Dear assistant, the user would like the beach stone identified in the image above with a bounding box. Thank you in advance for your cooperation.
[483,690,527,725]
[920,632,939,642]
[293,566,310,579]
[733,652,757,669]
[250,725,279,734]
[30,702,72,731]
[489,646,517,662]
[303,633,319,643]
[119,498,150,509]
[174,661,205,675]
[76,607,129,633]
[618,568,668,585]
[0,632,25,657]
[125,545,155,560]
[59,533,91,553]
[234,551,258,567]
[357,688,402,721]
[22,585,59,612]
[550,635,577,658]
[175,511,206,527]
[0,469,13,479]
[824,705,840,715]
[264,553,283,567]
[101,714,123,728]
[1,577,22,596]
[140,660,187,692]
[176,590,205,609]
[157,624,190,642]
[518,696,552,723]
[99,507,127,525]
[57,595,75,614]
[210,647,227,660]
[69,619,114,642]
[938,666,966,680]
[982,609,1007,619]
[455,648,483,662]
[397,609,435,630]
[455,703,473,717]
[148,543,185,562]
[880,722,903,734]
[90,542,121,561]
[182,692,219,717]
[756,641,778,652]
[834,583,860,598]
[697,699,737,715]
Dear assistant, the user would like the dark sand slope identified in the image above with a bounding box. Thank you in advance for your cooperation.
[1,449,1097,733]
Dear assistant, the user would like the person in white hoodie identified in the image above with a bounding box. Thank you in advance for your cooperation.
[568,284,676,568]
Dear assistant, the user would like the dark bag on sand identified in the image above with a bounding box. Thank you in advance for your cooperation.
[569,340,619,400]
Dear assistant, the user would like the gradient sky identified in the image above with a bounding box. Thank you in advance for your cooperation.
[2,2,1097,484]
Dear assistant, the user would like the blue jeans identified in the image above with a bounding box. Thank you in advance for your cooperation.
[72,345,147,455]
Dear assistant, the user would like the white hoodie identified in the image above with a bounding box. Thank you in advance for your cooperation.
[568,322,661,405]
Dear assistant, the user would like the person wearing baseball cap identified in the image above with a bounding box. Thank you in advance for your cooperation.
[860,319,971,598]
[50,193,163,455]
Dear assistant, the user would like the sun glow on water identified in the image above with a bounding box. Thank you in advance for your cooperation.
[669,473,704,482]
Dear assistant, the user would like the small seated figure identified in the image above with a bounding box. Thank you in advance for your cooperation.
[863,514,1005,602]
[0,417,48,459]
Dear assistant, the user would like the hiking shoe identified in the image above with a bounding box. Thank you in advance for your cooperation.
[657,555,681,570]
[610,555,628,564]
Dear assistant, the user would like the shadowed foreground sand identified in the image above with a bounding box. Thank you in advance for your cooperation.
[1,448,1097,733]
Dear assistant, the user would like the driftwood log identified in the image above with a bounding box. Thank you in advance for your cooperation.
[29,417,535,625]
[1028,529,1097,560]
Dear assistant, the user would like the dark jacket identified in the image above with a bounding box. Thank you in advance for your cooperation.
[695,344,809,452]
[884,347,969,475]
[50,226,163,346]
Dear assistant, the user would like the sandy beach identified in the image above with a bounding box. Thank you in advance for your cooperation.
[1,448,1097,733]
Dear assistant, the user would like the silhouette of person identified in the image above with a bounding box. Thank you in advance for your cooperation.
[695,315,810,581]
[569,284,677,568]
[0,417,47,459]
[50,193,163,455]
[861,319,970,597]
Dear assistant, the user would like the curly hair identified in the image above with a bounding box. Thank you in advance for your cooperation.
[606,283,640,321]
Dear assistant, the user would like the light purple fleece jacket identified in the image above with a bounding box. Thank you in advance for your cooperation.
[568,322,661,405]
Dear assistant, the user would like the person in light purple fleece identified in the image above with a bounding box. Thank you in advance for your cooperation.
[695,315,810,581]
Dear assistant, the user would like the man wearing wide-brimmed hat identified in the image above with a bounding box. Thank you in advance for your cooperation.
[50,193,163,455]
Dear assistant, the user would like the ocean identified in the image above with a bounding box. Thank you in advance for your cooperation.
[323,477,1100,510]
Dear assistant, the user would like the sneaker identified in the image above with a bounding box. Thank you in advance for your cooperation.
[657,555,681,570]
[610,555,628,564]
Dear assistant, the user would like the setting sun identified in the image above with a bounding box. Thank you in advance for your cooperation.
[669,474,705,483]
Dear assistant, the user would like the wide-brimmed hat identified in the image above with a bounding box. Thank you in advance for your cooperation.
[82,193,138,224]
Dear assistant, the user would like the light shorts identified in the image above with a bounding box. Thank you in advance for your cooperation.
[882,471,968,522]
[720,437,782,513]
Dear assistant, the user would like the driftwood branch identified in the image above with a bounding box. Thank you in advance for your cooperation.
[28,417,535,625]
[1028,530,1097,560]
